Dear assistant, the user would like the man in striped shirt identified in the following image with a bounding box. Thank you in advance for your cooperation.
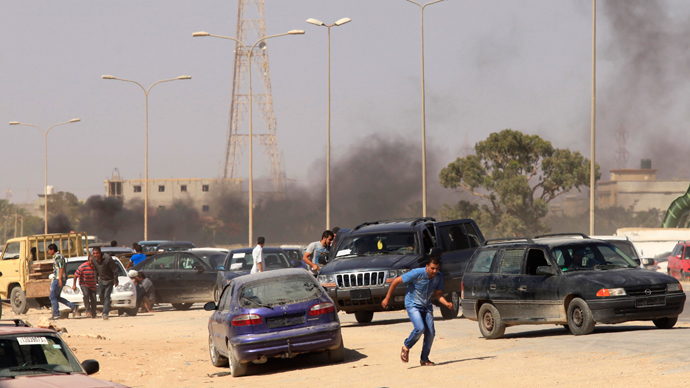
[73,255,98,318]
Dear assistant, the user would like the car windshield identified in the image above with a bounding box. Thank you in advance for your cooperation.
[606,241,639,260]
[239,275,322,307]
[226,252,291,271]
[552,243,638,271]
[66,259,126,278]
[335,232,416,258]
[0,334,83,377]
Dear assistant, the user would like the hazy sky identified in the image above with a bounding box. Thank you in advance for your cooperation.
[2,0,687,204]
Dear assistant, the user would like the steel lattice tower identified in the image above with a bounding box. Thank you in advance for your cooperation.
[614,124,629,169]
[223,0,283,192]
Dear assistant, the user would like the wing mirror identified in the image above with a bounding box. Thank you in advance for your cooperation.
[81,359,100,375]
[536,266,556,276]
[204,301,218,311]
[633,258,641,266]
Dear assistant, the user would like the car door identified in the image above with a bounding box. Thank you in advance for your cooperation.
[0,241,23,294]
[488,248,524,321]
[176,252,216,302]
[518,248,562,321]
[668,244,682,276]
[433,220,485,293]
[211,282,234,353]
[141,253,176,303]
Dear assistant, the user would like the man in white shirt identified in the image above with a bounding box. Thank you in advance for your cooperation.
[251,237,265,274]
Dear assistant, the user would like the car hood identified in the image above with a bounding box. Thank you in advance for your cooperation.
[562,267,677,288]
[0,374,129,387]
[321,254,423,273]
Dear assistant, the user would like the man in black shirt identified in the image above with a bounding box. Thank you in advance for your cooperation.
[91,246,119,320]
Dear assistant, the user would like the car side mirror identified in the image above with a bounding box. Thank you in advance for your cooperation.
[291,260,302,268]
[633,258,641,266]
[81,359,100,375]
[641,258,654,266]
[536,266,556,276]
[204,301,217,311]
[676,254,682,259]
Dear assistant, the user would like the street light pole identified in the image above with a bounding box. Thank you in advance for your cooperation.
[101,75,191,241]
[306,17,351,231]
[405,0,445,217]
[193,29,305,247]
[590,0,597,235]
[9,119,81,234]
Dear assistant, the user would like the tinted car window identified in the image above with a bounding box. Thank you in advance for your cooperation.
[468,249,497,273]
[438,223,481,252]
[178,253,204,270]
[240,275,322,307]
[227,252,253,271]
[0,334,83,375]
[336,232,416,258]
[606,241,639,260]
[263,253,291,270]
[197,253,226,270]
[144,254,176,270]
[498,249,524,274]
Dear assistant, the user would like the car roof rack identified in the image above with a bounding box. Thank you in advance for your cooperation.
[353,217,436,230]
[0,319,30,327]
[483,237,534,246]
[534,233,590,239]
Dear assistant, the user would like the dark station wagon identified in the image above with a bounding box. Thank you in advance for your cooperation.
[461,236,686,339]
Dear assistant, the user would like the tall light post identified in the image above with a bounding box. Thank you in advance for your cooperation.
[306,17,351,231]
[590,0,597,235]
[405,0,445,217]
[9,118,81,234]
[193,29,305,247]
[101,75,191,240]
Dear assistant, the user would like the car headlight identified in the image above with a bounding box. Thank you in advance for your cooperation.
[596,288,626,297]
[387,269,411,278]
[62,286,78,295]
[668,283,683,292]
[318,275,334,284]
[115,282,134,293]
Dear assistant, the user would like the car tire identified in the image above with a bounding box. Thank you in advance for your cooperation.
[653,316,678,329]
[354,310,374,323]
[440,292,460,320]
[209,335,228,367]
[10,286,29,315]
[327,336,345,363]
[171,303,193,311]
[567,298,595,335]
[228,342,247,377]
[478,303,505,339]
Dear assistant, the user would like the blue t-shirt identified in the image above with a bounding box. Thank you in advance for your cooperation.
[130,253,147,266]
[401,267,444,309]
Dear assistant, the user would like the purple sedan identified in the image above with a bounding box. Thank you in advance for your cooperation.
[205,268,344,377]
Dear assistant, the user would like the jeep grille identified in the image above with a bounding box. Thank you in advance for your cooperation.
[335,271,387,288]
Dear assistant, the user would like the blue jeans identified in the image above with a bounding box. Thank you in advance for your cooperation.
[97,282,114,316]
[49,279,75,318]
[404,305,435,362]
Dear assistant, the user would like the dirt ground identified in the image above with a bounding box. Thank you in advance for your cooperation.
[8,305,690,388]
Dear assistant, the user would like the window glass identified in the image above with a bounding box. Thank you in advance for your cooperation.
[438,223,482,252]
[335,232,416,258]
[672,245,682,257]
[227,252,253,271]
[606,241,639,260]
[219,285,233,311]
[144,254,176,270]
[178,254,204,270]
[2,243,21,260]
[239,275,322,307]
[498,249,524,274]
[467,250,496,273]
[0,335,83,376]
[262,253,291,270]
[524,249,549,275]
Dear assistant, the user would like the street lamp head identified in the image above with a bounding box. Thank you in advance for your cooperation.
[288,30,305,35]
[306,18,324,26]
[9,121,20,125]
[335,18,352,26]
[192,31,210,37]
[177,76,192,80]
[101,75,116,80]
[69,119,81,123]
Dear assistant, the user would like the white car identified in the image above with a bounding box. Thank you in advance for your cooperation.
[59,255,138,317]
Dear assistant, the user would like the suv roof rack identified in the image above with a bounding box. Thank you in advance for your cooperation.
[0,319,30,327]
[534,233,590,239]
[483,237,534,245]
[353,217,436,230]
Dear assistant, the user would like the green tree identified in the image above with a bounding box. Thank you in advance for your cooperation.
[44,191,82,228]
[439,129,599,237]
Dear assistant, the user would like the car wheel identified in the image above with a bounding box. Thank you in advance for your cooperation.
[567,298,595,335]
[10,286,28,315]
[327,336,345,363]
[478,304,505,339]
[440,292,460,320]
[209,334,228,367]
[562,324,570,331]
[653,316,678,329]
[228,342,247,377]
[354,310,374,323]
[171,303,193,311]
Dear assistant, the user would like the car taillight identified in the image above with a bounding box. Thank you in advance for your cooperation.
[309,302,335,316]
[231,314,262,326]
[461,281,464,300]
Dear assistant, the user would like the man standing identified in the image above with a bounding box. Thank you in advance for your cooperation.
[72,255,98,318]
[251,237,265,274]
[91,246,119,320]
[302,230,335,273]
[48,244,77,320]
[381,248,453,366]
[129,244,146,268]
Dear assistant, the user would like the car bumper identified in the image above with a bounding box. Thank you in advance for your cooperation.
[587,293,686,324]
[324,284,407,313]
[59,290,137,311]
[230,322,342,363]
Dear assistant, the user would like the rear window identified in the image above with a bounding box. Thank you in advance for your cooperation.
[240,275,322,307]
[467,250,497,273]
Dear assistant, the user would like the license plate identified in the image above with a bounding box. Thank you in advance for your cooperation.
[635,296,666,308]
[267,315,305,329]
[350,289,371,301]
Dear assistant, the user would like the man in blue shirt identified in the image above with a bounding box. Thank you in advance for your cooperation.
[381,248,452,366]
[129,244,147,267]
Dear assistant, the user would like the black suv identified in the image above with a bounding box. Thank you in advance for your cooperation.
[461,235,685,339]
[317,217,485,323]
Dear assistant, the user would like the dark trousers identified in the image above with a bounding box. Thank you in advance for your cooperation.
[81,285,97,317]
[97,282,114,316]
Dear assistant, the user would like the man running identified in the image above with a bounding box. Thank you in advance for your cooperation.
[302,230,335,273]
[48,244,77,320]
[381,248,452,366]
